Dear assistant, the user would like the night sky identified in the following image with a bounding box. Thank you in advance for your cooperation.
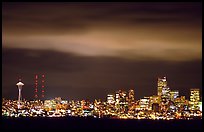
[2,2,202,101]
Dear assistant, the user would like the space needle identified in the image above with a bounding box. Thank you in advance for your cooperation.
[16,79,24,109]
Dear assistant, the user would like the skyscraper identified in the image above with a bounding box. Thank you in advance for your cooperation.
[161,86,171,101]
[157,77,167,96]
[128,89,134,102]
[190,88,200,110]
[170,90,179,101]
[107,94,115,104]
[139,97,150,110]
[115,90,128,113]
[115,92,120,105]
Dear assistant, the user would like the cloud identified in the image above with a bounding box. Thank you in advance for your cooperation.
[3,25,201,61]
[2,2,202,61]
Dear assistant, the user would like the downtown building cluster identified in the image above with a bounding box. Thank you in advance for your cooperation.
[2,76,202,120]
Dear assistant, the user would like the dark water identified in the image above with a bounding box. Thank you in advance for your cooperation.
[1,117,203,130]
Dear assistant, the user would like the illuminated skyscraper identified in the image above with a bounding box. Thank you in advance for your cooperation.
[157,76,167,96]
[139,97,150,110]
[190,88,200,110]
[107,94,115,104]
[150,95,160,104]
[170,90,179,101]
[149,95,160,111]
[115,90,127,104]
[161,86,171,102]
[198,102,202,111]
[119,90,127,104]
[128,89,134,102]
[115,90,128,113]
[190,89,200,102]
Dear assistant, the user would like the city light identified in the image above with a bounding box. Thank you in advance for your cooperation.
[2,76,202,120]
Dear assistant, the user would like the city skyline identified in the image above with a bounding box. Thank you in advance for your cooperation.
[2,2,202,101]
[3,74,202,101]
[2,77,202,119]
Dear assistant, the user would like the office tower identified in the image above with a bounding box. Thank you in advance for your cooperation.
[198,102,202,111]
[190,88,200,110]
[115,90,128,113]
[157,76,167,96]
[128,89,134,102]
[139,97,150,110]
[120,90,128,113]
[149,95,160,110]
[150,95,160,104]
[190,88,200,102]
[161,86,171,101]
[115,90,127,104]
[170,90,179,101]
[115,90,126,103]
[115,92,120,104]
[107,94,115,104]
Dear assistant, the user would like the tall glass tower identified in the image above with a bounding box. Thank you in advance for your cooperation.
[157,76,167,96]
[190,88,200,110]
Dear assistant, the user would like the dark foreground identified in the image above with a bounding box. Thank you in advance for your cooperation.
[1,117,203,130]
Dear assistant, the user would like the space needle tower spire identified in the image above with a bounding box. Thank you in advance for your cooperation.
[16,78,24,108]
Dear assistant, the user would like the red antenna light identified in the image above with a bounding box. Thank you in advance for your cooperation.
[18,75,22,81]
[34,74,45,99]
[41,74,45,99]
[34,74,38,99]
